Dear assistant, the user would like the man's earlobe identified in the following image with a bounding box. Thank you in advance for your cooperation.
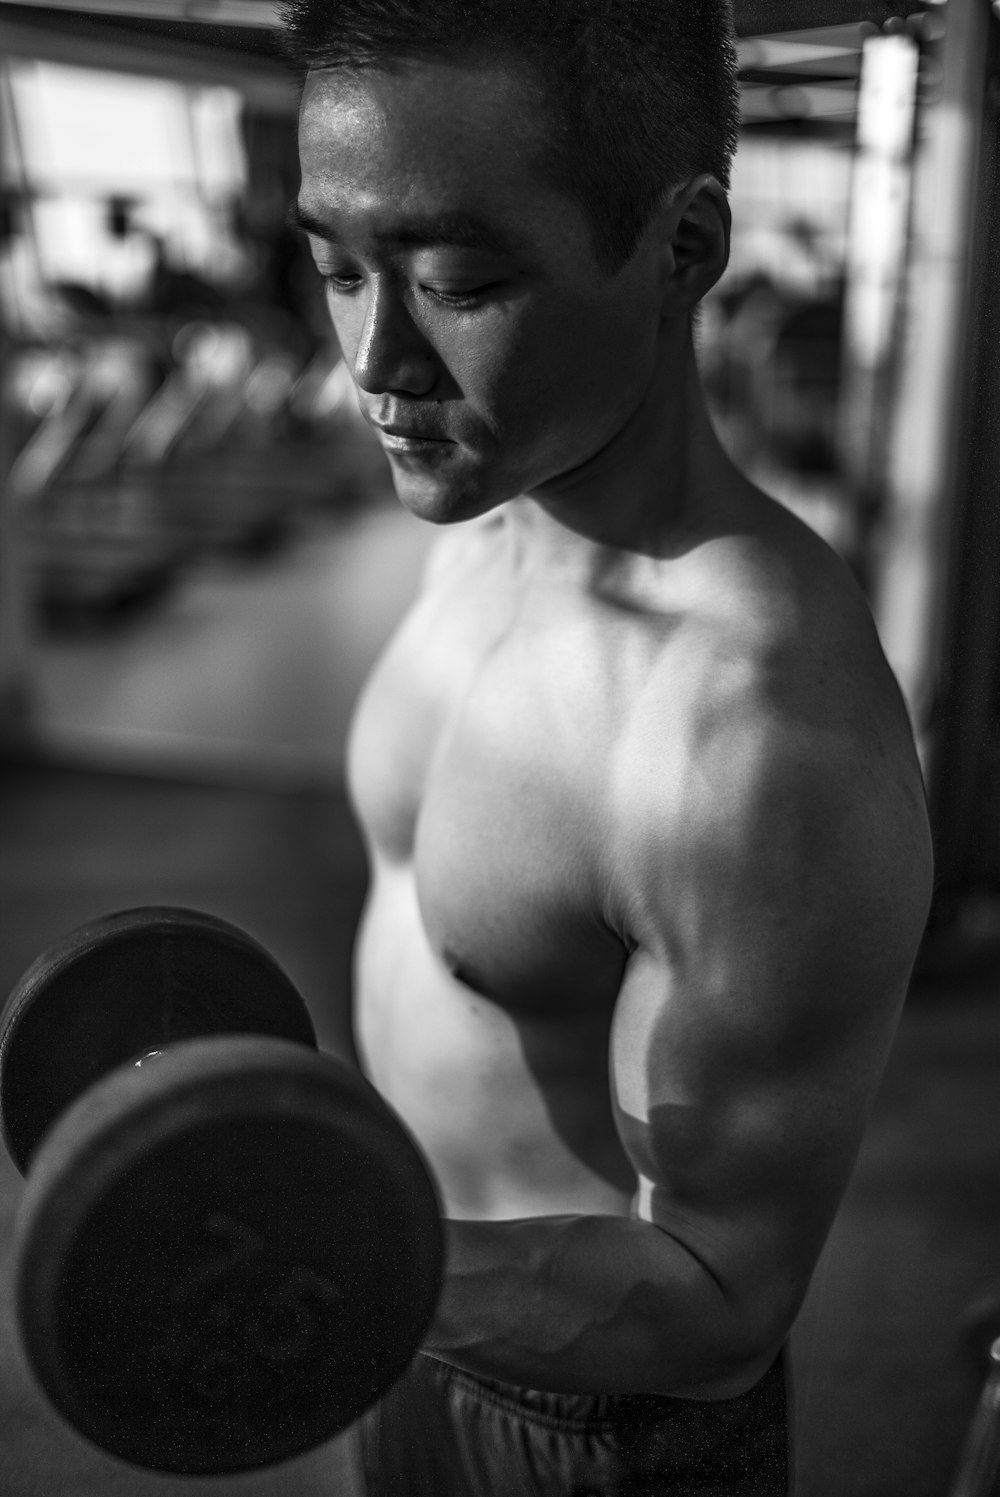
[659,175,731,314]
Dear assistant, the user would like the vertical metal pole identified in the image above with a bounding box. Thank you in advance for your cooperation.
[927,0,1000,901]
[871,0,991,764]
[932,54,1000,901]
[837,28,921,586]
[0,50,33,747]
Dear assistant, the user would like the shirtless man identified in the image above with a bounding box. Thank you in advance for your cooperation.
[286,1,934,1491]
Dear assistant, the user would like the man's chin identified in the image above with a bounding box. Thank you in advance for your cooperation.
[387,462,507,525]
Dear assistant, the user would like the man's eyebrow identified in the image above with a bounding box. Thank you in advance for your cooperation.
[289,202,515,254]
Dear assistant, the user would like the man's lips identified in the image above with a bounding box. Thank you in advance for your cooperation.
[374,422,453,444]
[371,419,458,452]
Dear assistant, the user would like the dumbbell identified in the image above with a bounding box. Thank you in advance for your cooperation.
[0,907,443,1476]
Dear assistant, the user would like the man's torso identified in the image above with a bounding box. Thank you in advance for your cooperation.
[346,488,920,1223]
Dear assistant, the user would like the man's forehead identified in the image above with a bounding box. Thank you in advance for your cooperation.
[297,53,556,187]
[296,63,561,260]
[300,54,540,133]
[296,57,600,272]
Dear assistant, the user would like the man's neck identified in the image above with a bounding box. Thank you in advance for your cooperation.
[506,323,743,576]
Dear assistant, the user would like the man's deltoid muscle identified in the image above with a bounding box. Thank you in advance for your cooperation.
[284,0,934,1491]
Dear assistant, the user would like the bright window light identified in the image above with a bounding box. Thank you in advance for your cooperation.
[189,86,248,200]
[2,60,248,294]
[10,61,194,190]
[6,60,245,196]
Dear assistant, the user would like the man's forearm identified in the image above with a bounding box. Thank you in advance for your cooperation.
[421,1214,775,1399]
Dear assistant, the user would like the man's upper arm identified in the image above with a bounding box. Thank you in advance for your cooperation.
[609,702,933,1354]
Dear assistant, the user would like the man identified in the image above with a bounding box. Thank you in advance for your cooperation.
[284,1,934,1491]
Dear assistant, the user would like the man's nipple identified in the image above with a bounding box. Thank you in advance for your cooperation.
[441,946,489,998]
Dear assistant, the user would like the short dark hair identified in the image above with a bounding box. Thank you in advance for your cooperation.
[280,0,741,270]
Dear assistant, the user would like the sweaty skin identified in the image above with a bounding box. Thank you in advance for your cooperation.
[299,57,934,1400]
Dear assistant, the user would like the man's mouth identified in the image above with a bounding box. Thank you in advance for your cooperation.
[374,424,454,452]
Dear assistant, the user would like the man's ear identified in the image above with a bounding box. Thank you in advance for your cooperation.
[655,174,731,314]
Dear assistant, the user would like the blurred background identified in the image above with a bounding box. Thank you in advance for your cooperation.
[1,1,999,1494]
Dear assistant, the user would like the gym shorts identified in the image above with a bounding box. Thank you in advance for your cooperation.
[357,1349,790,1495]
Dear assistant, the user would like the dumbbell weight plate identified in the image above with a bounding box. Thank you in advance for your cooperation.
[0,907,317,1172]
[14,1036,444,1474]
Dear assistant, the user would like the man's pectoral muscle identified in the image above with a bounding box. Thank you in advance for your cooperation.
[422,699,934,1400]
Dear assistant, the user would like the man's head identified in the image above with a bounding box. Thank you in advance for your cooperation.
[287,2,740,524]
[283,0,740,273]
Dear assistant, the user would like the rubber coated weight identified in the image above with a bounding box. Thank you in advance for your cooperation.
[1,912,444,1475]
[0,907,317,1172]
[14,1038,443,1474]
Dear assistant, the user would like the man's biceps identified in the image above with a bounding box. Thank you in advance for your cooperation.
[631,1135,837,1294]
[618,1072,861,1207]
[630,1168,801,1326]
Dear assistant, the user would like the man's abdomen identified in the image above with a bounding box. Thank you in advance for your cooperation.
[353,863,636,1222]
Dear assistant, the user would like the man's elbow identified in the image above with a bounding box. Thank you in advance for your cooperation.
[649,1253,802,1401]
[700,1277,802,1400]
[640,1215,805,1398]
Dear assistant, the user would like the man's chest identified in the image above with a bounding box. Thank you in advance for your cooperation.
[347,573,632,1016]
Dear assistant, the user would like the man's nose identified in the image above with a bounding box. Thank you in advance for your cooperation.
[351,280,436,398]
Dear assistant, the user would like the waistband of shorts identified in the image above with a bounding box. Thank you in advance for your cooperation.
[417,1349,787,1436]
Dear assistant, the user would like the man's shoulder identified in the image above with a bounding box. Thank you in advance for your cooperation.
[642,491,902,742]
[683,485,863,637]
[614,497,931,904]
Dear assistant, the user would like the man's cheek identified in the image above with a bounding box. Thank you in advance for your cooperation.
[324,297,367,365]
[436,305,534,395]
